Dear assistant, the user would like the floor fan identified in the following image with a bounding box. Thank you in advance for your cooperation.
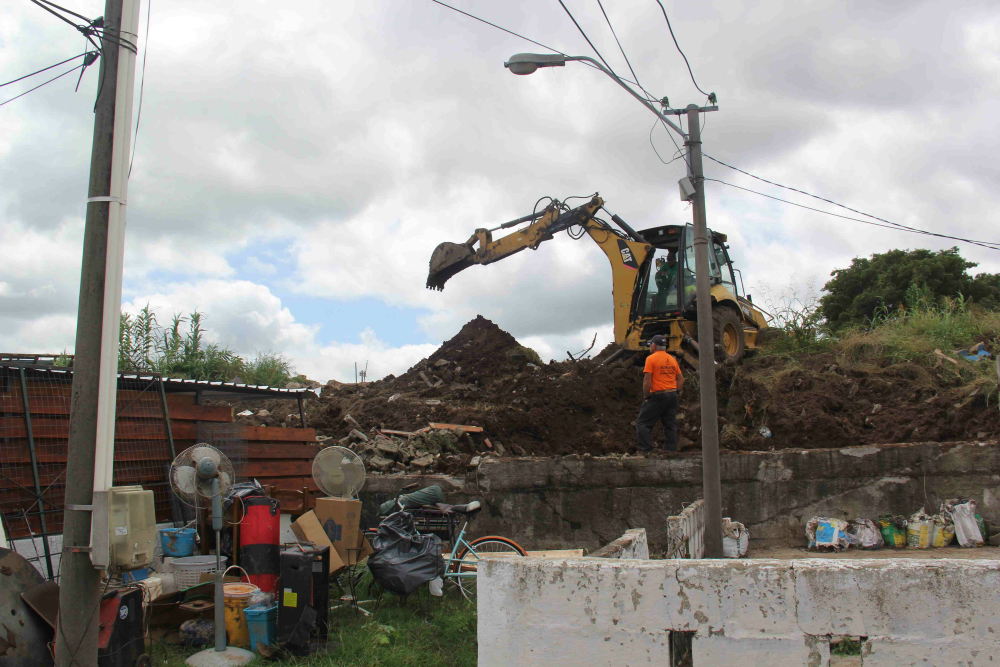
[312,447,371,613]
[169,444,254,666]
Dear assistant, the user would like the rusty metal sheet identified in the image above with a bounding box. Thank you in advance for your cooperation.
[0,547,54,666]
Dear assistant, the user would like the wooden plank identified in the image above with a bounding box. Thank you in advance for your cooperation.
[0,418,169,440]
[248,444,317,459]
[379,429,417,437]
[0,397,233,421]
[0,462,169,489]
[248,460,313,477]
[245,426,316,442]
[427,422,483,433]
[0,441,172,464]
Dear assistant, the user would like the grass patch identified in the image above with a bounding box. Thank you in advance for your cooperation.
[147,593,476,667]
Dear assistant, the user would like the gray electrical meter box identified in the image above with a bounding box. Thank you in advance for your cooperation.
[90,485,156,570]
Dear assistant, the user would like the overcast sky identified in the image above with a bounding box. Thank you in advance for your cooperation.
[2,0,998,382]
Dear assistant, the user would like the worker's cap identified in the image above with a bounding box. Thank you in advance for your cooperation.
[648,334,668,348]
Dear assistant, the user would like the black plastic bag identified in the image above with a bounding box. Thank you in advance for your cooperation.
[367,511,445,596]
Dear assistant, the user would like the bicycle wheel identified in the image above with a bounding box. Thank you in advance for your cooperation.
[452,536,527,601]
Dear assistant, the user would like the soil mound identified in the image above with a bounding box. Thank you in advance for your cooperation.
[228,316,999,475]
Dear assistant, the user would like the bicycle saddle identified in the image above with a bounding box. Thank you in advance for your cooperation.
[433,500,481,515]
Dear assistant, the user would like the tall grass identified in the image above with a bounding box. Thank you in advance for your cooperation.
[117,305,294,385]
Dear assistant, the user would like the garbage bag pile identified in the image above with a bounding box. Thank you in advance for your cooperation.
[367,511,446,596]
[807,499,991,551]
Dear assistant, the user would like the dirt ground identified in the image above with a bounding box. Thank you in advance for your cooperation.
[228,315,999,474]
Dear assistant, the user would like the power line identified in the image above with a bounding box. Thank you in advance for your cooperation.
[706,178,1000,251]
[0,62,85,107]
[595,0,642,92]
[557,0,618,77]
[128,0,151,178]
[702,153,1000,248]
[653,0,710,98]
[27,0,138,54]
[0,51,89,87]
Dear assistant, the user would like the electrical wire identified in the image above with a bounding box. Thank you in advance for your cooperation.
[706,178,1000,250]
[557,0,618,77]
[649,117,687,165]
[128,0,151,178]
[596,0,641,89]
[1,51,91,87]
[0,62,85,107]
[704,154,1000,248]
[426,0,653,95]
[653,0,710,98]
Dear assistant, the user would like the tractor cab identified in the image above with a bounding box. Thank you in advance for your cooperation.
[634,224,745,319]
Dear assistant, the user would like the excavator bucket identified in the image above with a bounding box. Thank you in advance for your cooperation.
[426,242,476,290]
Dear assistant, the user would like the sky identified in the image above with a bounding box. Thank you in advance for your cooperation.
[2,0,999,382]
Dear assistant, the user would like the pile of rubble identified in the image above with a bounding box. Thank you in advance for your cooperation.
[228,315,999,475]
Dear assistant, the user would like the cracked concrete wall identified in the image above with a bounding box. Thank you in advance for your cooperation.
[478,557,1000,666]
[360,440,1000,551]
[588,528,649,559]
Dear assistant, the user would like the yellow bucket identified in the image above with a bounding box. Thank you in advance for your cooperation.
[223,582,259,647]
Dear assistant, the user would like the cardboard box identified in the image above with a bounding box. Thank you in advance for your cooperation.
[313,497,364,565]
[289,511,346,571]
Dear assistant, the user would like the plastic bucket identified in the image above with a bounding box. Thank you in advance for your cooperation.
[160,528,197,557]
[243,605,277,653]
[223,582,259,648]
[121,568,148,583]
[173,556,227,589]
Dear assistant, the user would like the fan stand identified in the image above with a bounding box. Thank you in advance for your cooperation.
[184,469,253,667]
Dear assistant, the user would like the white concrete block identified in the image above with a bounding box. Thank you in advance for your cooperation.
[694,634,829,666]
[862,637,1000,666]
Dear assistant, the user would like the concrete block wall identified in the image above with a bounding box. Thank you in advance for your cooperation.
[361,440,1000,552]
[478,556,1000,666]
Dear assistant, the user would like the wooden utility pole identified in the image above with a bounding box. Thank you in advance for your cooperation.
[56,0,141,663]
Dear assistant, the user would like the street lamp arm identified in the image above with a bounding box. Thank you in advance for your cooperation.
[567,55,687,139]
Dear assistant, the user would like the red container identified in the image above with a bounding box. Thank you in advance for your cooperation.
[240,496,281,594]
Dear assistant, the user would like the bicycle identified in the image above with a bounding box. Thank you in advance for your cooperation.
[375,484,527,601]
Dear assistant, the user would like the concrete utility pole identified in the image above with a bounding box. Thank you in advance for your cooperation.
[57,0,140,663]
[685,104,723,558]
[503,53,725,557]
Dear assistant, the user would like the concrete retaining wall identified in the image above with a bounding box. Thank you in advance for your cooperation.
[360,440,1000,551]
[478,556,1000,666]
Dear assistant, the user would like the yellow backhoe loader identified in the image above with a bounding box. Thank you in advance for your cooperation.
[426,195,768,366]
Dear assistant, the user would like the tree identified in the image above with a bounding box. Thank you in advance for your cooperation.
[820,247,1000,328]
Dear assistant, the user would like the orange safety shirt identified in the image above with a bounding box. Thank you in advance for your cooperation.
[644,350,683,392]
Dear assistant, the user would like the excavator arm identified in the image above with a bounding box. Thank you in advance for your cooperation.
[426,196,653,344]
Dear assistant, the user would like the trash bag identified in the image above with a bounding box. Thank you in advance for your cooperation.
[942,499,984,547]
[722,518,749,558]
[379,484,445,516]
[368,511,446,596]
[847,518,883,549]
[930,514,955,548]
[806,517,850,551]
[877,515,908,549]
[907,508,933,549]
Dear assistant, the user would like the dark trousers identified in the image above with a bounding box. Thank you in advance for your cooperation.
[635,391,679,451]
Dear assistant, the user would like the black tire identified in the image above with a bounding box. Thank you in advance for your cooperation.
[452,536,527,601]
[713,307,745,364]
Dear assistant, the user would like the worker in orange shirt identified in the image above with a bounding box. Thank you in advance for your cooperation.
[635,334,684,453]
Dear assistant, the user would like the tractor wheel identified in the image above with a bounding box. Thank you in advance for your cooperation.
[713,307,745,364]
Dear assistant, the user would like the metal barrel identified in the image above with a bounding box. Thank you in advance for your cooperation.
[239,496,281,594]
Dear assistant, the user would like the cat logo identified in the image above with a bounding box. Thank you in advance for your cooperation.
[617,239,639,270]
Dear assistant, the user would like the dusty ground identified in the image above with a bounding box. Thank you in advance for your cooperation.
[227,315,999,474]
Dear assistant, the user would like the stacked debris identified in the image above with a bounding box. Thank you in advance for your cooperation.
[227,315,1000,472]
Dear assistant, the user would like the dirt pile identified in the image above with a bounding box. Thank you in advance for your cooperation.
[229,316,999,475]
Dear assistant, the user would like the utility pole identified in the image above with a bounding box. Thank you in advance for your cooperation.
[57,0,141,664]
[685,104,724,558]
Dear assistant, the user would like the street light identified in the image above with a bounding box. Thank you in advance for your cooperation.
[505,52,725,558]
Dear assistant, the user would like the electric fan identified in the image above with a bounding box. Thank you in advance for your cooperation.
[312,446,366,498]
[169,445,253,666]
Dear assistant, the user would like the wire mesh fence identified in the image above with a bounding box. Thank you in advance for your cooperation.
[0,364,175,579]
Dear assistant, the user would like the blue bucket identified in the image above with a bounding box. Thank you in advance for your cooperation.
[160,528,197,557]
[243,605,277,653]
[122,568,148,582]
